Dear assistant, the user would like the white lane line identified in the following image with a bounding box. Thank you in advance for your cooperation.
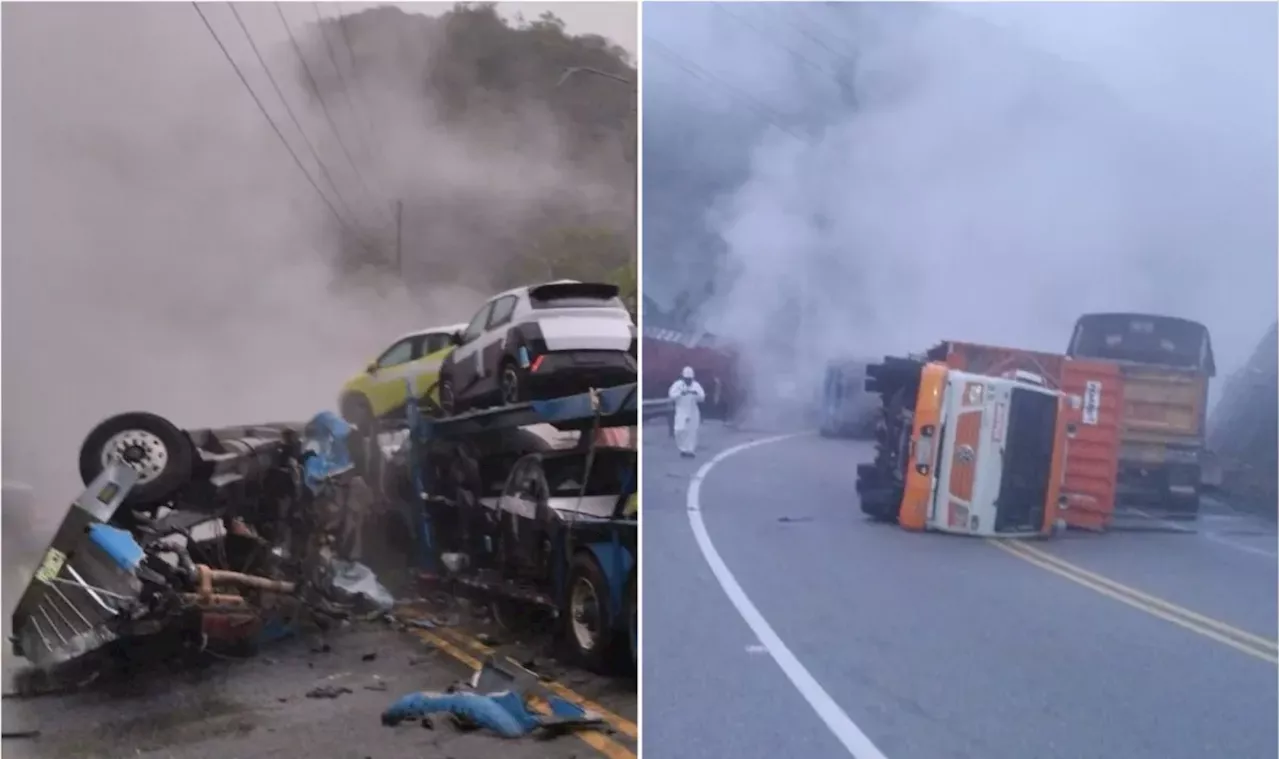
[687,433,890,759]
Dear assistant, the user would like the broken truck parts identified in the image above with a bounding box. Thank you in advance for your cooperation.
[11,410,387,672]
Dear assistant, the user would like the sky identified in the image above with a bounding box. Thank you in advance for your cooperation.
[642,1,1278,404]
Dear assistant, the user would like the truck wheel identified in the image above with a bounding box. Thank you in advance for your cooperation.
[625,568,638,670]
[563,552,617,674]
[1166,491,1201,520]
[78,412,195,508]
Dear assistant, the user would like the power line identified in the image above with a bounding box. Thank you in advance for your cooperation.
[225,2,363,234]
[191,1,362,241]
[310,3,386,195]
[644,39,809,143]
[275,1,391,228]
[770,5,849,65]
[333,1,386,147]
[714,5,836,81]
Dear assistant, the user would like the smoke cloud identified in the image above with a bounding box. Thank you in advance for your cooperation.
[643,2,1277,409]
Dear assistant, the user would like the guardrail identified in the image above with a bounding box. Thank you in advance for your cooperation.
[641,397,675,421]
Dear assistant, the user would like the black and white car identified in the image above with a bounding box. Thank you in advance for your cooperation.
[438,281,637,414]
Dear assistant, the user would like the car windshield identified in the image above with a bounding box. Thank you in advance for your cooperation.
[1069,315,1211,372]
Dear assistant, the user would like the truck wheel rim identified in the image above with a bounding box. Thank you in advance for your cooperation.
[570,577,601,652]
[101,430,169,484]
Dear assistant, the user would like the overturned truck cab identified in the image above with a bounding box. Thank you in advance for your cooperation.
[10,411,384,676]
[855,357,1074,538]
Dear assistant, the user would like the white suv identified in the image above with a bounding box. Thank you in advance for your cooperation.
[437,281,637,414]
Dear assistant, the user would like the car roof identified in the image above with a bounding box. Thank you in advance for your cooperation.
[391,323,467,343]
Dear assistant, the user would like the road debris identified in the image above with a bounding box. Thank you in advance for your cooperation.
[2,730,41,740]
[305,685,353,699]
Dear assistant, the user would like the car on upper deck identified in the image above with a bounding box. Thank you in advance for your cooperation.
[437,281,637,415]
[338,323,466,429]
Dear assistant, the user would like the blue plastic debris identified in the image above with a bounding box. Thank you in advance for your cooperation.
[302,411,355,494]
[86,523,144,571]
[381,691,540,736]
[545,695,588,720]
[380,690,603,737]
[258,616,298,644]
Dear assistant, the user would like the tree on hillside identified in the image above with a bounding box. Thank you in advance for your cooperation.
[300,3,635,296]
[503,225,636,313]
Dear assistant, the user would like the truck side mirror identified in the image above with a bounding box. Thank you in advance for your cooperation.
[450,331,464,346]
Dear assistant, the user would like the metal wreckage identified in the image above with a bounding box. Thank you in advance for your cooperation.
[10,380,639,691]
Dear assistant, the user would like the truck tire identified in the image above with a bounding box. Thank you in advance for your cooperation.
[625,567,638,670]
[1165,490,1201,520]
[563,551,618,675]
[78,412,195,508]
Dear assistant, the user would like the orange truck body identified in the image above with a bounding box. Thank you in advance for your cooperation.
[857,357,1070,538]
[1064,314,1215,516]
[927,341,1124,531]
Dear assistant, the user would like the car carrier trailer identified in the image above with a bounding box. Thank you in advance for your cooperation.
[395,380,638,675]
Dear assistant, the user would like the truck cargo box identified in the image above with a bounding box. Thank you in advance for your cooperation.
[928,341,1123,531]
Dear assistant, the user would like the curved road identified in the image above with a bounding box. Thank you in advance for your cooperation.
[642,422,1278,759]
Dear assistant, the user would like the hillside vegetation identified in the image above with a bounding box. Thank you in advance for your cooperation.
[305,3,635,308]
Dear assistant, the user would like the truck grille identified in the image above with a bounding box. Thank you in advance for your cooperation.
[995,387,1057,532]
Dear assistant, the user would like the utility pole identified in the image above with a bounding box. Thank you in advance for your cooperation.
[394,199,403,277]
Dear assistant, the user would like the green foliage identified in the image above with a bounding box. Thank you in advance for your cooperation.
[308,4,635,293]
[504,225,636,314]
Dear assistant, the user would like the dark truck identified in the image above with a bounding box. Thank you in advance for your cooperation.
[640,326,743,421]
[1066,313,1215,517]
[819,359,878,439]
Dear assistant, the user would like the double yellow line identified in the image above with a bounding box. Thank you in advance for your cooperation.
[402,623,637,759]
[990,539,1279,665]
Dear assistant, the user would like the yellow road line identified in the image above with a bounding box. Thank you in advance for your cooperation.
[1007,540,1278,652]
[403,627,636,759]
[436,626,640,740]
[988,539,1278,665]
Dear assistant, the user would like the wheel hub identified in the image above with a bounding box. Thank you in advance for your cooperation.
[101,430,169,484]
[570,577,601,651]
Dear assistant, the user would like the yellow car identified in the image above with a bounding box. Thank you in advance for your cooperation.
[338,323,466,428]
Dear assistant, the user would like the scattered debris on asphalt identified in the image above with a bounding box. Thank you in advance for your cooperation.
[306,685,353,699]
[2,730,41,740]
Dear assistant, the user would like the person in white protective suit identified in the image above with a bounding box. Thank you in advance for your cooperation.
[668,366,706,457]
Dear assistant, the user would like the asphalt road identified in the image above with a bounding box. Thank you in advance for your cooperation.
[2,619,634,759]
[642,421,1278,759]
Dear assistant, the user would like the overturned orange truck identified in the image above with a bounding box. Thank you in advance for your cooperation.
[855,342,1124,537]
